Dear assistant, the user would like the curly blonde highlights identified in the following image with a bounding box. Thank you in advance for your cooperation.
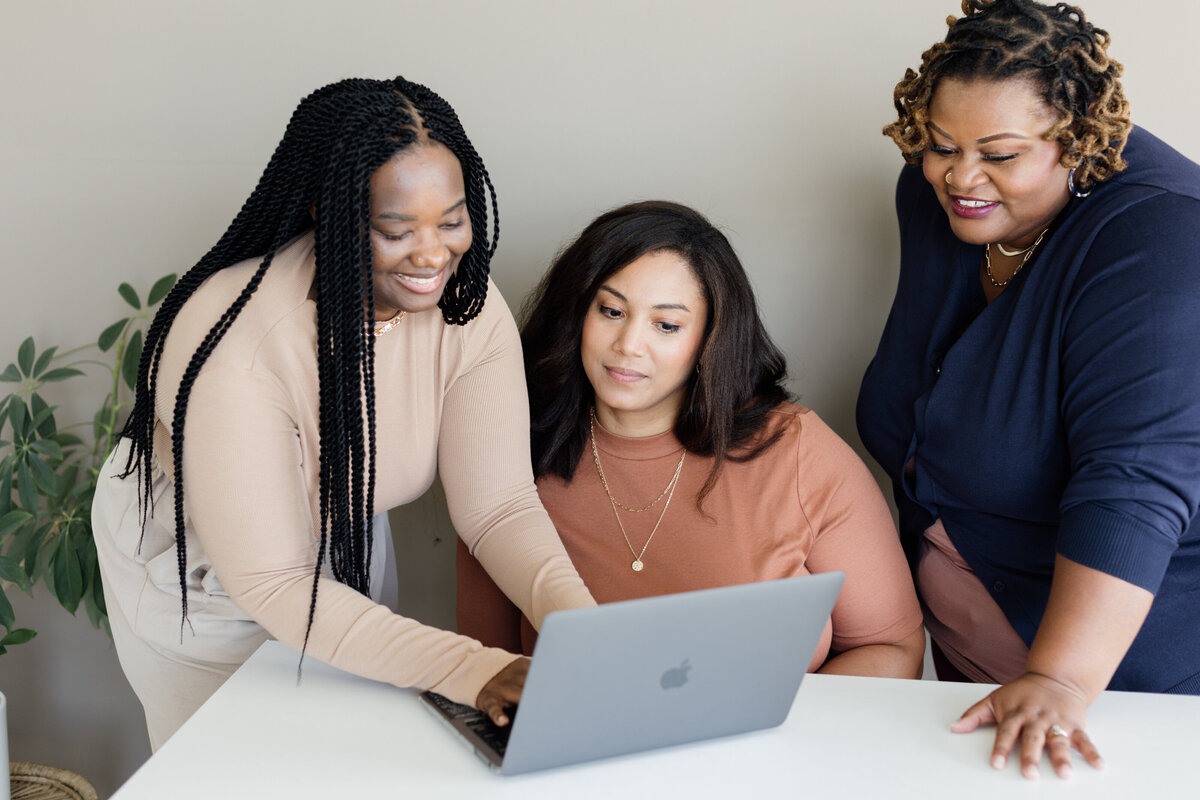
[883,0,1132,191]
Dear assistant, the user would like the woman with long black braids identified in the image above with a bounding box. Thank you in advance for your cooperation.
[92,76,594,751]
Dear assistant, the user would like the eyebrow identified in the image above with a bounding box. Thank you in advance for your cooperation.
[928,122,1029,145]
[374,197,466,222]
[598,285,692,312]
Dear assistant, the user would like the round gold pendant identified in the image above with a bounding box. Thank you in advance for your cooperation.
[631,560,644,572]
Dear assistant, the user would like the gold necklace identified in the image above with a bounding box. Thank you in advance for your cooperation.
[589,409,685,572]
[984,227,1049,288]
[994,241,1034,257]
[370,310,407,337]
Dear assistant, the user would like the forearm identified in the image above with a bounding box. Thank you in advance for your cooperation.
[818,625,925,679]
[1024,554,1153,701]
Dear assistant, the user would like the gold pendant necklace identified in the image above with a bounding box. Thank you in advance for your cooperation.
[589,409,685,572]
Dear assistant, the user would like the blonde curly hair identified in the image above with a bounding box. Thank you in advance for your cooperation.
[884,0,1132,191]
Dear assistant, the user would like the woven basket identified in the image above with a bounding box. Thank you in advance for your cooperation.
[9,762,98,800]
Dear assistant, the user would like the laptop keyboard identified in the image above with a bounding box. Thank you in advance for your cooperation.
[423,691,513,757]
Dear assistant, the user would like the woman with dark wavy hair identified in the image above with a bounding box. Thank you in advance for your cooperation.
[458,200,924,678]
[92,76,593,750]
[858,0,1200,779]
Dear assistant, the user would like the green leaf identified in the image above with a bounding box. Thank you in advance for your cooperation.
[51,534,84,614]
[28,453,57,494]
[30,393,56,438]
[31,345,57,378]
[0,555,27,589]
[93,566,107,615]
[0,467,10,517]
[17,337,35,376]
[8,398,28,438]
[17,461,37,511]
[56,463,80,500]
[55,432,84,449]
[98,318,130,353]
[122,329,143,392]
[16,523,45,581]
[0,509,34,538]
[118,282,141,309]
[30,439,64,462]
[0,585,14,629]
[93,393,117,443]
[0,363,19,382]
[148,273,177,306]
[39,367,85,383]
[0,628,36,647]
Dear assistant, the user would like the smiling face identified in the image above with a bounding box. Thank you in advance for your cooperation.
[367,142,472,317]
[922,77,1071,250]
[581,249,708,438]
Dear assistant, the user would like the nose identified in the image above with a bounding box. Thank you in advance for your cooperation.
[946,159,988,192]
[411,235,451,270]
[612,322,644,357]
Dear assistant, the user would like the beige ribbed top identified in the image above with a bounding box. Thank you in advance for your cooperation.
[152,232,594,706]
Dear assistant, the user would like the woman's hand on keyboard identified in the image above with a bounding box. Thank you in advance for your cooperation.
[476,656,530,726]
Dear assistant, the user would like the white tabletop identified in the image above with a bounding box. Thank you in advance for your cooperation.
[113,640,1199,799]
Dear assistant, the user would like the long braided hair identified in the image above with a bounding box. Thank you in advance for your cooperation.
[884,0,1132,192]
[119,77,497,646]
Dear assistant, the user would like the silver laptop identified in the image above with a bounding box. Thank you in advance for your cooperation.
[422,571,844,775]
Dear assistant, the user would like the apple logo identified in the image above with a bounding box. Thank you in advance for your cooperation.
[660,659,691,690]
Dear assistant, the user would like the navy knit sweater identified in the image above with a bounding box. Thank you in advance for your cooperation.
[858,127,1200,694]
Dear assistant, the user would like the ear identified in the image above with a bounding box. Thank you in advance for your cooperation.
[309,203,317,220]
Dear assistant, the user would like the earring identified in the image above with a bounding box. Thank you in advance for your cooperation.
[945,170,953,185]
[1068,167,1092,198]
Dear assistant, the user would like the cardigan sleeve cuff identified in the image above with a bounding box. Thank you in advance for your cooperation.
[1056,502,1178,594]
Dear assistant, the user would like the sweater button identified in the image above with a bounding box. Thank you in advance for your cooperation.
[992,580,1006,593]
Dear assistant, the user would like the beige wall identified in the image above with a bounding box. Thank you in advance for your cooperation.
[2,1,1196,794]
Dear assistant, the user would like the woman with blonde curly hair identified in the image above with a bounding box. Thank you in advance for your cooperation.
[857,0,1200,781]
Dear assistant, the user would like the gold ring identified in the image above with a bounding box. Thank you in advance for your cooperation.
[1048,724,1069,739]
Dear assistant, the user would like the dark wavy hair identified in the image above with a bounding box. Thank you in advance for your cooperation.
[884,0,1132,192]
[119,77,497,648]
[521,200,790,507]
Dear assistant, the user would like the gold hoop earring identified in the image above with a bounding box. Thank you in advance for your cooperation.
[945,170,953,185]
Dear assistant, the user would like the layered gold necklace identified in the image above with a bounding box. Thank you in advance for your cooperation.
[589,408,685,572]
[984,227,1049,288]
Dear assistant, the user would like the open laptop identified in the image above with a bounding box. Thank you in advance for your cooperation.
[421,571,844,775]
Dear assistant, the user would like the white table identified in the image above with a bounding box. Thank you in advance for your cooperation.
[113,641,1199,799]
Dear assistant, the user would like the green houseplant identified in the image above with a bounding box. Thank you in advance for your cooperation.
[0,274,176,654]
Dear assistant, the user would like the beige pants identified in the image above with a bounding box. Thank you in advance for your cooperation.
[93,440,395,751]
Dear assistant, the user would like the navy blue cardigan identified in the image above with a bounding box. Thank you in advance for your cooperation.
[857,128,1200,694]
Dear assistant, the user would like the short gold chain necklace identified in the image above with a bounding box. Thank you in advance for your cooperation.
[370,310,407,337]
[984,227,1049,288]
[589,408,685,572]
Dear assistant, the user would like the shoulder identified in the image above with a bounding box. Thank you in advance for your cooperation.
[444,277,520,352]
[1111,127,1200,201]
[759,403,858,465]
[172,233,317,365]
